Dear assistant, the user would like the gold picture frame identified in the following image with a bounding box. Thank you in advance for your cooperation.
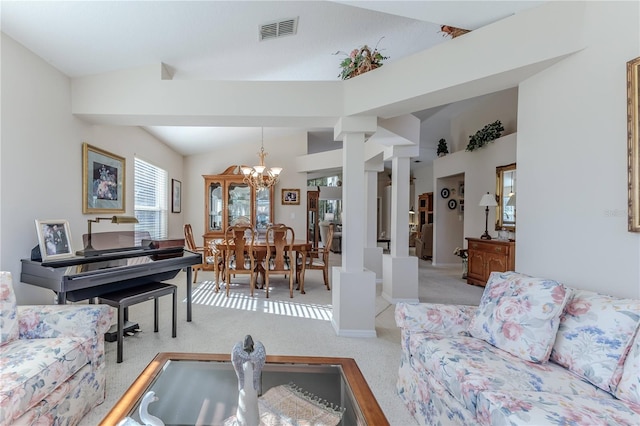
[628,57,640,232]
[282,188,300,205]
[82,143,125,214]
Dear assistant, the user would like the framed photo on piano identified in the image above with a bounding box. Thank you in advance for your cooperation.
[82,143,126,214]
[35,219,74,261]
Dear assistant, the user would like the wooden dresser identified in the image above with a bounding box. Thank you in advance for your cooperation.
[465,238,515,287]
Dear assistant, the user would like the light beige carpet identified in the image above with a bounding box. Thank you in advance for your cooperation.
[79,255,483,426]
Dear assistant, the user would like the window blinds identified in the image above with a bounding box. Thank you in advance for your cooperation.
[134,158,168,239]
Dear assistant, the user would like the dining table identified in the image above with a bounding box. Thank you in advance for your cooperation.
[209,238,313,294]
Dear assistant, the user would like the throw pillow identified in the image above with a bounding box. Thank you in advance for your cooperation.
[550,289,640,393]
[468,271,571,363]
[0,271,19,346]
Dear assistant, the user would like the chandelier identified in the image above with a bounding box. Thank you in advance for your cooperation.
[241,128,282,190]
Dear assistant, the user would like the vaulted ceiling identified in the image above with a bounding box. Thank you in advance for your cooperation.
[1,1,544,167]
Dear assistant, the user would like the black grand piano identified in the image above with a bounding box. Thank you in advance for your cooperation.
[21,236,202,323]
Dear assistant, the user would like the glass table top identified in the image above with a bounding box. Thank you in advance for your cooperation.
[102,353,388,426]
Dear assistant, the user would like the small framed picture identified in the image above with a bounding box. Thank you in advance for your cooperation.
[35,219,74,261]
[82,143,125,214]
[172,179,182,213]
[282,188,300,205]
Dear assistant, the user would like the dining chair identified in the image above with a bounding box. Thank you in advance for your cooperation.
[297,223,333,293]
[264,224,295,298]
[184,224,216,283]
[224,224,258,297]
[207,239,225,292]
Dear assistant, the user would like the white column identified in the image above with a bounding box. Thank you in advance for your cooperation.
[341,131,365,272]
[331,116,377,337]
[382,152,419,303]
[390,156,410,257]
[364,169,383,279]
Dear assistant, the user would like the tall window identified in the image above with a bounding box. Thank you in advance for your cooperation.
[134,158,167,239]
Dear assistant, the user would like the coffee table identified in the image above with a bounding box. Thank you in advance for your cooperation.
[101,352,389,426]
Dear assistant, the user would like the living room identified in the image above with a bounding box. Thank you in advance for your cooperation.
[1,1,639,425]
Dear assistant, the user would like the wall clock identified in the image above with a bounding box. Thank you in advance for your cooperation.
[448,199,458,210]
[441,188,450,199]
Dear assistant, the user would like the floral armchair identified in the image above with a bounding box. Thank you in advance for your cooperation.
[0,271,113,425]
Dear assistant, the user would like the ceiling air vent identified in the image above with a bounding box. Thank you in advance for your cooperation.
[260,17,298,41]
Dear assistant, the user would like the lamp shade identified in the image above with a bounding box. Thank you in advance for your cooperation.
[479,192,498,207]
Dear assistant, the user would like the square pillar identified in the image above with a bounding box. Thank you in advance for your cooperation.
[332,116,378,337]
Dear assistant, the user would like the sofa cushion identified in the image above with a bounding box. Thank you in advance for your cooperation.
[0,271,18,347]
[411,334,606,415]
[476,391,640,426]
[550,289,640,392]
[614,327,640,406]
[468,271,571,363]
[0,337,89,423]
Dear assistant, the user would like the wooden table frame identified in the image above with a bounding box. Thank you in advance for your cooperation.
[100,352,389,426]
[212,239,313,293]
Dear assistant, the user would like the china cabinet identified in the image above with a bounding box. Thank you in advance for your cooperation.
[203,166,274,246]
[465,238,515,286]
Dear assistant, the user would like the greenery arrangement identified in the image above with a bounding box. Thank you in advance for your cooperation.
[337,40,388,80]
[465,120,505,152]
[437,138,448,156]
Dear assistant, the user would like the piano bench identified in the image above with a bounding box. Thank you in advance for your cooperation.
[98,282,177,363]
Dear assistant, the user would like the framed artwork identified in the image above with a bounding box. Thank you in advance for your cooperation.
[172,179,182,213]
[628,57,640,232]
[35,219,73,261]
[82,143,125,214]
[282,188,300,205]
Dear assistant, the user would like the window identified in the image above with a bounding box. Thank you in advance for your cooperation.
[134,158,168,240]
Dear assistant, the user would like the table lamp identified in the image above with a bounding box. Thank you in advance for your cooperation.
[478,192,497,240]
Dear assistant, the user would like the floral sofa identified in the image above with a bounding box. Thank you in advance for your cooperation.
[0,271,113,425]
[396,271,640,425]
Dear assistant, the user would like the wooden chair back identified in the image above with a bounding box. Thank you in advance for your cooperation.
[184,224,198,251]
[183,224,215,283]
[297,223,334,292]
[224,224,257,296]
[265,224,295,298]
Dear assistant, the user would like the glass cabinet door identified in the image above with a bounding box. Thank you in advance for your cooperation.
[228,182,251,225]
[255,188,271,230]
[208,181,223,232]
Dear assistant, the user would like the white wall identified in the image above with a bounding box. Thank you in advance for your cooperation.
[1,34,184,304]
[516,1,640,298]
[182,130,308,246]
[434,175,465,264]
[450,88,518,152]
[413,164,434,212]
[434,134,517,262]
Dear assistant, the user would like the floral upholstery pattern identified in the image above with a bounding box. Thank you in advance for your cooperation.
[477,391,640,425]
[0,271,113,425]
[0,271,18,346]
[1,337,89,423]
[468,271,571,363]
[411,334,607,415]
[614,328,640,405]
[396,285,640,426]
[550,289,640,392]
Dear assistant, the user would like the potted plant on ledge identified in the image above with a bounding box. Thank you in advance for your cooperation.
[437,138,449,157]
[337,39,388,80]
